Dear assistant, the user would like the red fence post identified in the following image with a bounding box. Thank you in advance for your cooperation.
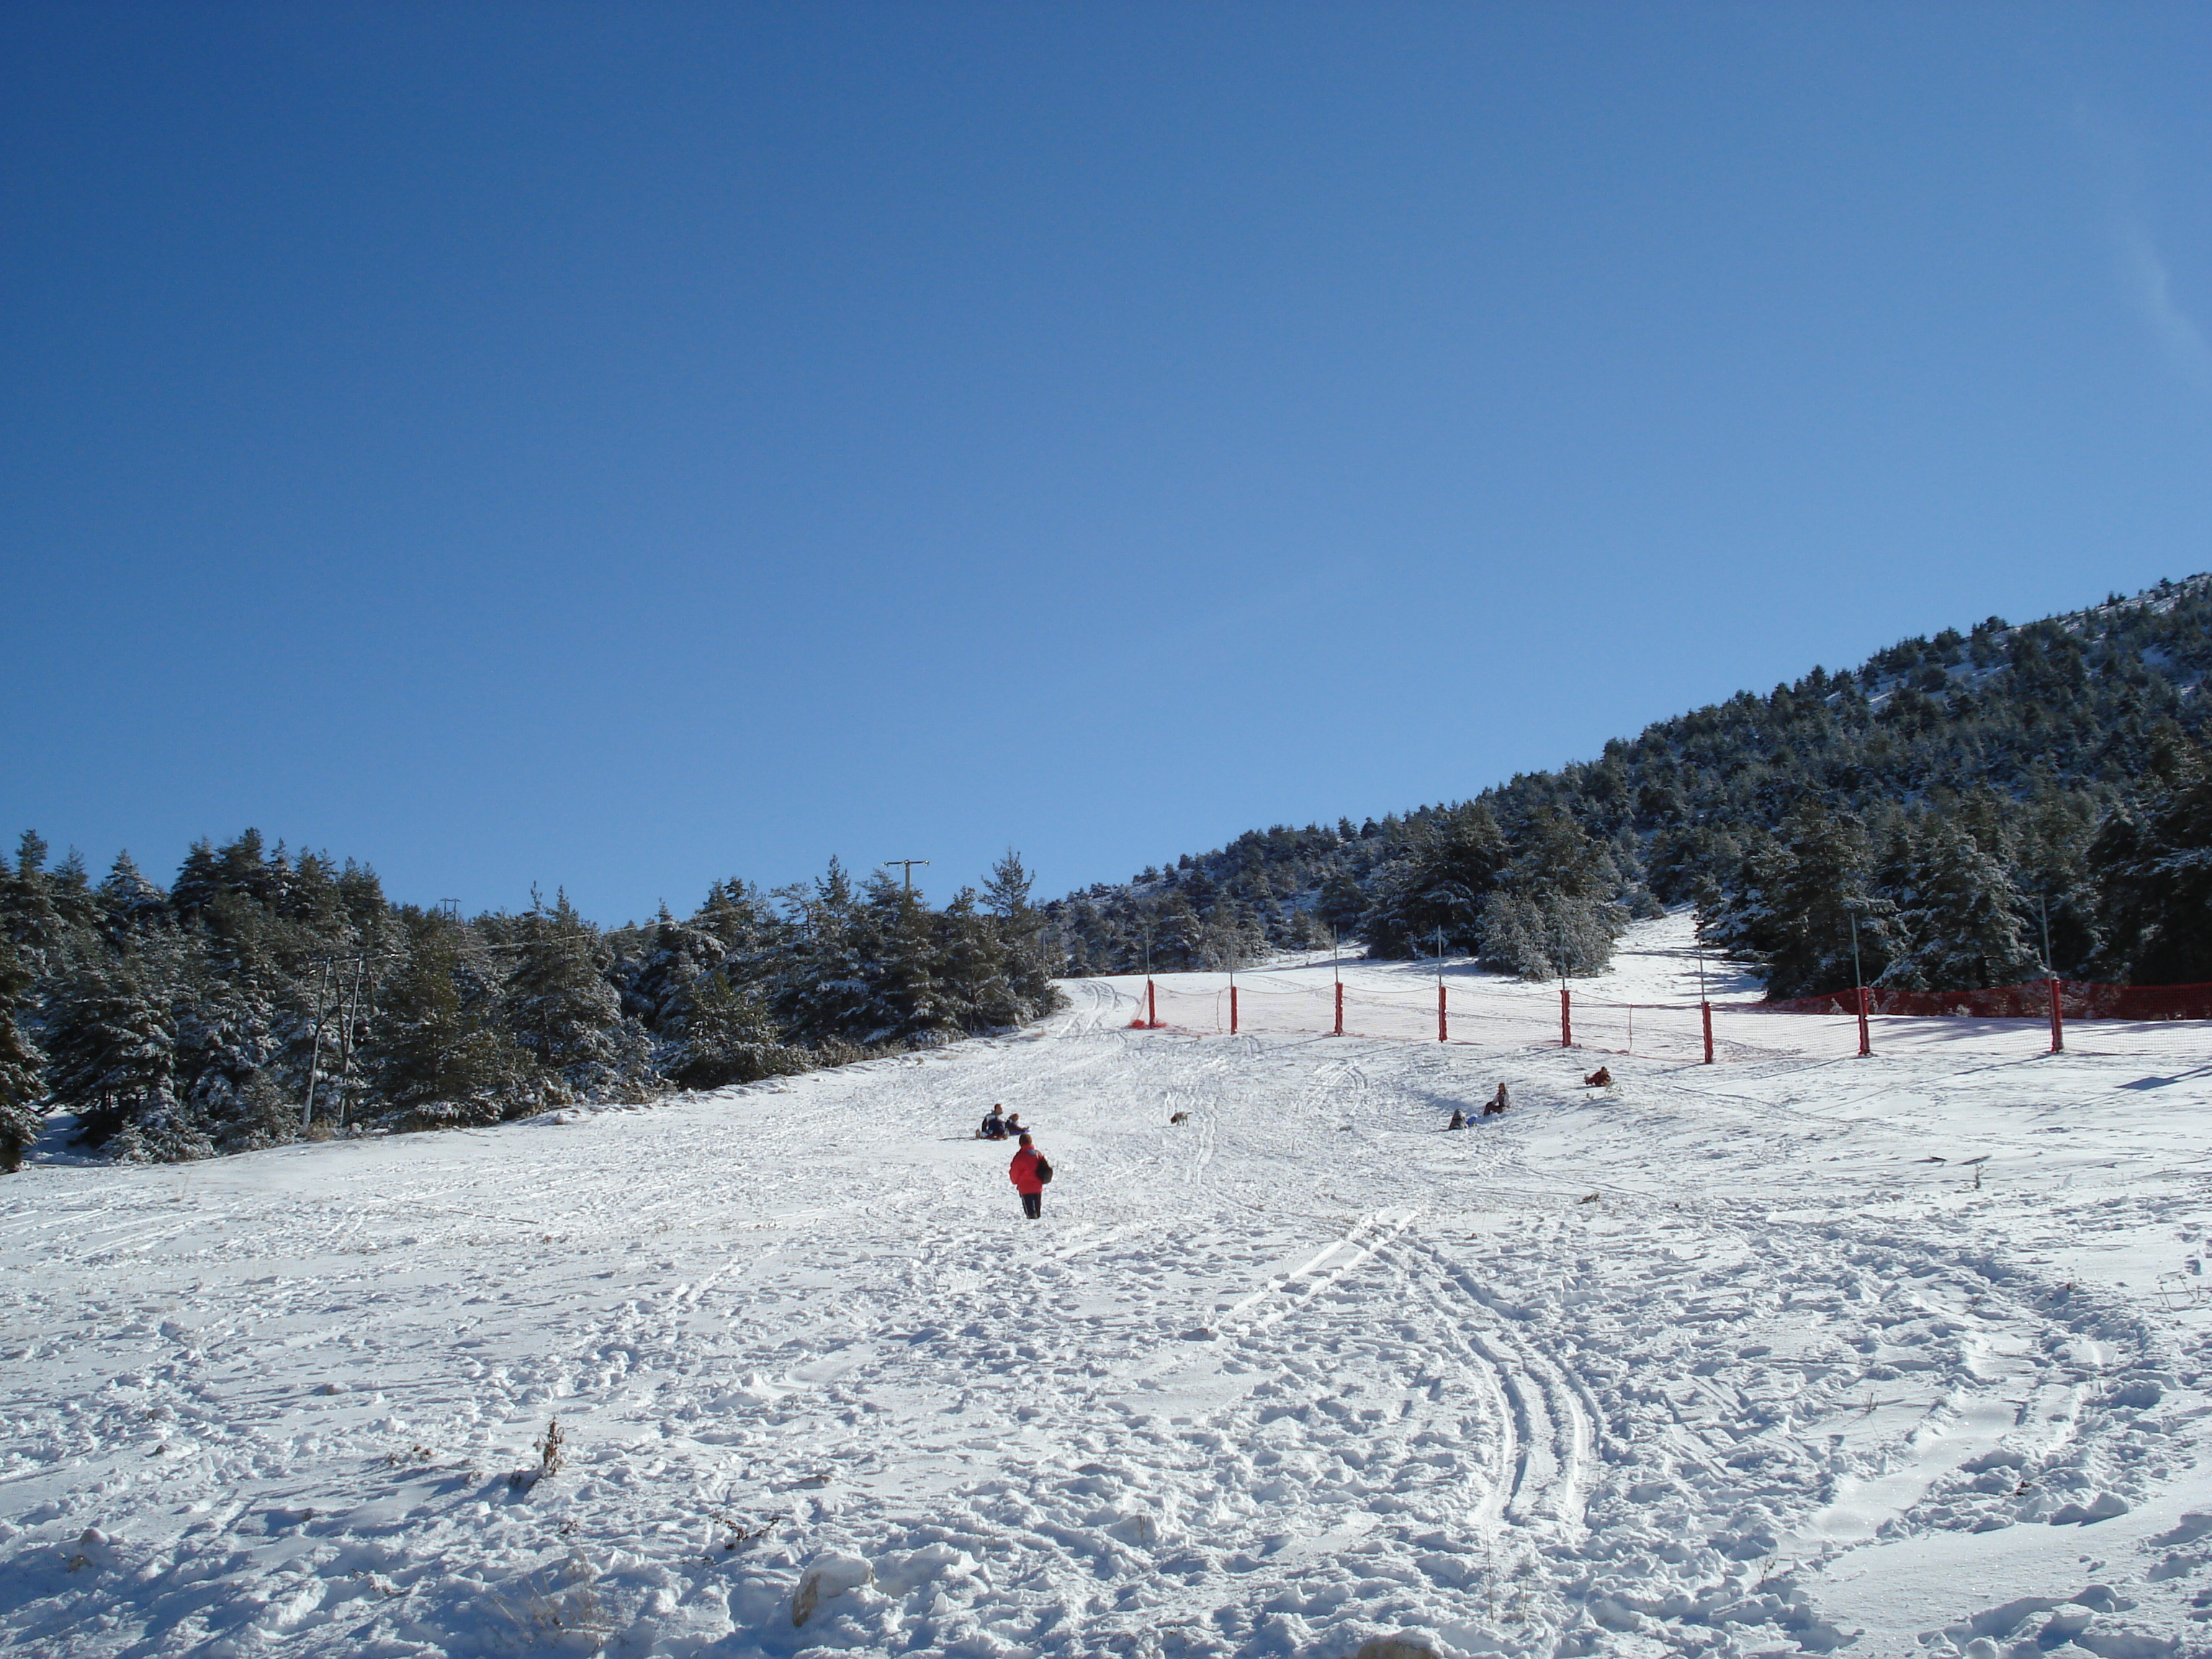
[1334,981,1344,1036]
[1229,985,1238,1035]
[1560,986,1573,1048]
[1701,1000,1714,1065]
[1438,984,1447,1043]
[1857,986,1872,1057]
[2049,977,2064,1054]
[1147,978,1156,1028]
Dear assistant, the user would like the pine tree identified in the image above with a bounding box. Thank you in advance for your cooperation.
[45,948,198,1158]
[1877,822,2043,991]
[176,904,297,1151]
[769,859,878,1044]
[618,906,729,1031]
[1702,801,1890,999]
[940,889,1025,1031]
[0,932,45,1171]
[96,853,170,945]
[859,871,958,1044]
[367,916,530,1125]
[2090,749,2212,982]
[498,892,636,1097]
[1359,802,1509,958]
[984,849,1063,1018]
[1476,891,1553,979]
[664,970,803,1088]
[0,831,71,978]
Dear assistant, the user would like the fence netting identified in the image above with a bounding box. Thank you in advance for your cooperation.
[1120,971,2210,1064]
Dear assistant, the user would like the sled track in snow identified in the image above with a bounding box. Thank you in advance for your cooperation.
[1382,1227,1597,1537]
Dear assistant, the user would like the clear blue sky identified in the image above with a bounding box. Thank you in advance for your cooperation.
[4,4,2209,922]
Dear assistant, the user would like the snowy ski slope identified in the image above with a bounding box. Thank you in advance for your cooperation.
[4,915,2212,1656]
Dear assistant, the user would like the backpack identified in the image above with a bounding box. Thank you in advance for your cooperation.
[1034,1156,1053,1185]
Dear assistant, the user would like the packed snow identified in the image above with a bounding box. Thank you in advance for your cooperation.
[5,914,2212,1658]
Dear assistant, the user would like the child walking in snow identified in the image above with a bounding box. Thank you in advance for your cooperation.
[1009,1133,1051,1220]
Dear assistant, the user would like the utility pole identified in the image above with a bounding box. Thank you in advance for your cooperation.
[887,860,929,894]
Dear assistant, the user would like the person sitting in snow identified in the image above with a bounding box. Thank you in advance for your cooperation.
[1002,1112,1025,1138]
[1482,1082,1509,1116]
[1583,1066,1612,1089]
[979,1105,1007,1140]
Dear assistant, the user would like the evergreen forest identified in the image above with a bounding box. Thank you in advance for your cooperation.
[1039,576,2212,1004]
[0,842,1060,1169]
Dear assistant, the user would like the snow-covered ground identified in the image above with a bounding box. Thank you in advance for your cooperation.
[6,915,2212,1658]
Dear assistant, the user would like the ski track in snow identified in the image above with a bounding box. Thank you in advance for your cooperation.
[4,918,2212,1656]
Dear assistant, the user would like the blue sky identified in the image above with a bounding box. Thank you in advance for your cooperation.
[4,3,2209,922]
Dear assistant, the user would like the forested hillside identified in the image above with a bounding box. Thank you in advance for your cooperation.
[12,575,2212,1170]
[0,841,1058,1167]
[1042,575,2212,1000]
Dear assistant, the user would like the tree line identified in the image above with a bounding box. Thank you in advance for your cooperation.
[0,837,1060,1169]
[1040,577,2212,997]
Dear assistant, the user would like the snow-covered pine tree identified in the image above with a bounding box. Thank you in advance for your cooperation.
[616,905,729,1032]
[858,870,958,1045]
[1701,800,1891,999]
[176,899,297,1151]
[939,888,1025,1031]
[1146,893,1203,971]
[1476,890,1552,979]
[2089,739,2212,983]
[0,831,71,979]
[983,849,1064,1019]
[1357,802,1509,958]
[95,852,169,945]
[663,969,803,1088]
[0,932,45,1171]
[498,891,638,1099]
[1877,822,2044,992]
[45,945,202,1159]
[367,914,531,1125]
[768,859,878,1045]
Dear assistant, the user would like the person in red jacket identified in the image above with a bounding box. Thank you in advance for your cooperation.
[1008,1132,1049,1220]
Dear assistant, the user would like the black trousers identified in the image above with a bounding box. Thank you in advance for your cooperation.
[1020,1191,1043,1219]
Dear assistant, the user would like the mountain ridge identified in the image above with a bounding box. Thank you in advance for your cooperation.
[1040,573,2212,999]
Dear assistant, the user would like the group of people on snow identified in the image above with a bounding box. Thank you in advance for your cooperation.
[989,1061,1605,1214]
[1446,1082,1511,1130]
